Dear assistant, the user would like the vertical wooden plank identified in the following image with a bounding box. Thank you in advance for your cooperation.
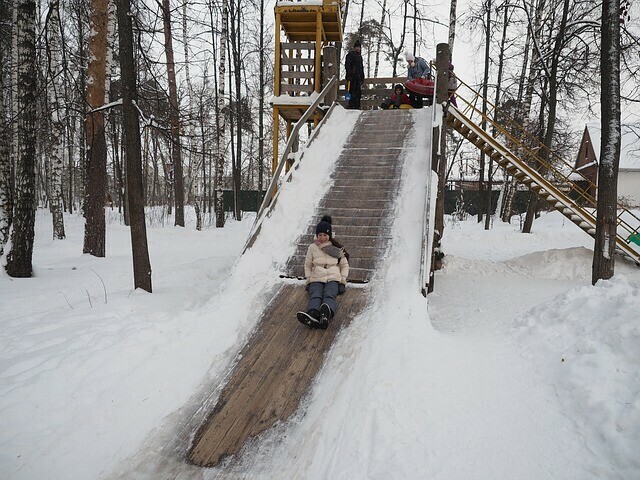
[273,107,279,174]
[274,12,281,97]
[315,10,322,92]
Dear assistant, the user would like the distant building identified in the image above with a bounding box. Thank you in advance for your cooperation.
[570,126,598,203]
[571,126,640,208]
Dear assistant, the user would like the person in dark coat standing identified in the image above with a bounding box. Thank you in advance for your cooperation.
[345,40,365,109]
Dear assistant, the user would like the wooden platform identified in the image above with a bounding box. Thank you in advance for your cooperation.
[187,110,414,467]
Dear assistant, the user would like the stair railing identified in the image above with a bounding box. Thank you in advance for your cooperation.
[444,70,640,260]
[243,75,339,253]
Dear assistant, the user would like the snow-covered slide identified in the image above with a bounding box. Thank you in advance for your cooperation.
[187,107,432,467]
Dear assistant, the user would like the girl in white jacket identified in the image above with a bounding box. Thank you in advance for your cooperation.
[297,215,349,329]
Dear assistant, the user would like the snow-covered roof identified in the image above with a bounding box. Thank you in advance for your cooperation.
[276,0,325,6]
[575,161,597,171]
[270,92,320,106]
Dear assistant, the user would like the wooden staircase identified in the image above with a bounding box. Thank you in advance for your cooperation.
[446,77,640,265]
[286,109,414,282]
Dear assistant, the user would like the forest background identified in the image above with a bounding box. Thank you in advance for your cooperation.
[0,0,639,286]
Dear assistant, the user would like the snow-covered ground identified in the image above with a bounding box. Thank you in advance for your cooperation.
[2,106,640,479]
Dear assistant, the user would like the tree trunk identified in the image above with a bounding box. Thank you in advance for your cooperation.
[46,0,66,240]
[215,0,228,227]
[0,15,13,257]
[478,0,490,224]
[83,0,109,256]
[359,0,365,32]
[342,0,350,32]
[6,0,37,277]
[502,13,533,223]
[523,0,568,234]
[373,0,387,78]
[484,3,509,231]
[592,0,621,284]
[161,0,185,227]
[258,0,265,197]
[116,0,152,292]
[230,0,242,221]
[448,0,458,54]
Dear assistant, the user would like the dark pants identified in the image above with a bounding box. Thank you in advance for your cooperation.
[348,80,362,109]
[307,281,339,315]
[409,91,424,108]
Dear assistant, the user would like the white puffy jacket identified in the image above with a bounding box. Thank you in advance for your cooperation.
[304,241,349,285]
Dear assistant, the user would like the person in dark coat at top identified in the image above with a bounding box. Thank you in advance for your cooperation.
[345,40,365,109]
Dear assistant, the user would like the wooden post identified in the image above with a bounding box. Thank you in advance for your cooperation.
[274,13,281,97]
[428,42,451,293]
[315,10,322,92]
[434,43,450,236]
[323,46,338,103]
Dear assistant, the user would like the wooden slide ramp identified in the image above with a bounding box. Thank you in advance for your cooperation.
[188,110,414,467]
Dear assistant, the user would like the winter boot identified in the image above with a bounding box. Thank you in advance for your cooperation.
[297,309,321,329]
[319,303,333,329]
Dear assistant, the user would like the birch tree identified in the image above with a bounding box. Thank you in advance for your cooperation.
[46,0,66,239]
[6,0,37,277]
[215,0,228,227]
[592,0,621,284]
[0,8,12,257]
[258,0,265,195]
[448,0,458,54]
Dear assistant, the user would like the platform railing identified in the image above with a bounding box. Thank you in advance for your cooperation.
[243,76,339,253]
[443,69,640,263]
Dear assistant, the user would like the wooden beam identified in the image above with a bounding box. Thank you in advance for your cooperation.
[281,42,315,50]
[280,57,315,66]
[274,13,281,97]
[281,71,315,79]
[315,10,322,92]
[280,83,314,93]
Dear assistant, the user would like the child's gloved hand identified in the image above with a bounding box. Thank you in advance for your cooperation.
[338,283,346,295]
[305,283,310,292]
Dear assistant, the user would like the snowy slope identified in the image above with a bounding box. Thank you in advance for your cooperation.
[2,104,640,480]
[0,106,360,480]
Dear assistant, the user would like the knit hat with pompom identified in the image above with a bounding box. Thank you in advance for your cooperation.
[315,215,333,238]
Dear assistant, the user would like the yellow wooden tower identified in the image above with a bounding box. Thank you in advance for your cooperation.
[272,0,343,171]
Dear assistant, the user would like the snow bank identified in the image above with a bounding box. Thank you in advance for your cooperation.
[513,275,640,478]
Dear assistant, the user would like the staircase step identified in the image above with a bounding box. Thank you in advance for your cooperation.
[448,99,640,265]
